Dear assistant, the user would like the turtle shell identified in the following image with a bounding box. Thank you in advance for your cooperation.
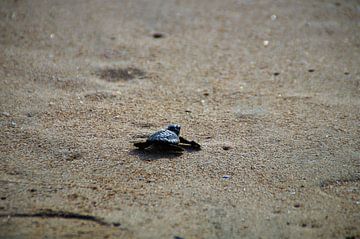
[148,129,180,145]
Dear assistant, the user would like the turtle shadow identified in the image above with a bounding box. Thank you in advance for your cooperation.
[130,145,201,161]
[179,144,202,152]
[130,148,183,161]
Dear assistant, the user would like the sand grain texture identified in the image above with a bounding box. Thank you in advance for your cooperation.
[0,0,359,238]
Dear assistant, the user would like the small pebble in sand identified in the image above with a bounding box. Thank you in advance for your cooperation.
[1,112,10,117]
[222,175,231,179]
[263,40,269,46]
[152,32,165,39]
[271,14,277,21]
[222,146,232,150]
[10,121,16,128]
[174,236,184,239]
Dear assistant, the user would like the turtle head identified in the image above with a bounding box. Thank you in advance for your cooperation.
[167,124,181,135]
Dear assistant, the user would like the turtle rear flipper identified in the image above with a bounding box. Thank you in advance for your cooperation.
[134,141,152,149]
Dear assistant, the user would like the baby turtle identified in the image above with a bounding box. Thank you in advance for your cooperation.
[134,124,201,151]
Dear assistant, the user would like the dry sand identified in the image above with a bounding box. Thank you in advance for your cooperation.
[0,0,359,238]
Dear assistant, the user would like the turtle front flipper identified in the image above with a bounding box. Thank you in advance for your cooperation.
[134,141,152,149]
[179,137,201,149]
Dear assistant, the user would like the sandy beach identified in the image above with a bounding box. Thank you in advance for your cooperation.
[0,0,359,238]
